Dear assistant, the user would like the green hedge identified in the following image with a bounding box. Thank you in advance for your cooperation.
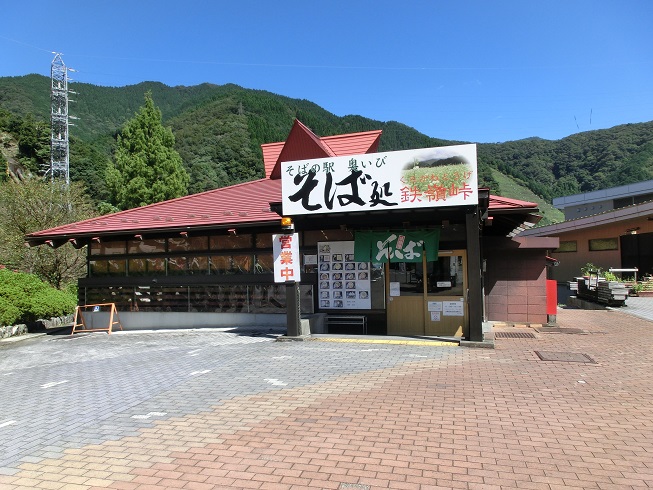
[0,268,77,326]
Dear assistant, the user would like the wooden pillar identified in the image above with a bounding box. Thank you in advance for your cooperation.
[466,208,484,342]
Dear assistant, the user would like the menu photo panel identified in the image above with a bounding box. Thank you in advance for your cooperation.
[318,241,371,309]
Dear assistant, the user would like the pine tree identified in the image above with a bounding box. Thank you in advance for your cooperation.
[106,92,189,209]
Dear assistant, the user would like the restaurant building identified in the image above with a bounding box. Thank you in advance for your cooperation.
[26,121,557,340]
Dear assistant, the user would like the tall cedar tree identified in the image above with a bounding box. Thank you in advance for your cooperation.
[106,92,189,209]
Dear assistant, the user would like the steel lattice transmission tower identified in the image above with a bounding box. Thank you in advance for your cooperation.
[49,52,76,184]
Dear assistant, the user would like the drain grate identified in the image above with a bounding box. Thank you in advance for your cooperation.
[535,351,596,363]
[495,331,536,339]
[535,327,585,334]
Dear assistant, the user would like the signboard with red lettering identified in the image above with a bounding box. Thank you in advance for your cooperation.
[273,233,301,283]
[281,144,477,216]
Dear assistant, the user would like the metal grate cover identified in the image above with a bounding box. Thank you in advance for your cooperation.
[495,331,536,339]
[534,327,585,334]
[535,351,596,363]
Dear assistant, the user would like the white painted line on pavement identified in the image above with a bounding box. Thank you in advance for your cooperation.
[359,348,392,352]
[264,378,288,386]
[187,349,202,355]
[41,380,69,389]
[190,370,211,376]
[131,412,168,419]
[272,356,293,359]
[0,420,17,429]
[2,372,14,376]
[408,354,428,358]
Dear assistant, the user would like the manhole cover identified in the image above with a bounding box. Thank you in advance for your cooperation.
[534,327,585,334]
[495,331,536,339]
[535,351,596,363]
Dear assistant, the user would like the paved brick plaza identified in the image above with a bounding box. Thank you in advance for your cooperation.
[1,307,652,489]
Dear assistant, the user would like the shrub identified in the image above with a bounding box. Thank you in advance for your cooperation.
[0,269,76,326]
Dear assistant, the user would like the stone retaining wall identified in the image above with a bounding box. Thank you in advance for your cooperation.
[0,314,74,340]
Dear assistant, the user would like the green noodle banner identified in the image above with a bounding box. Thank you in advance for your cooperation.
[354,230,440,263]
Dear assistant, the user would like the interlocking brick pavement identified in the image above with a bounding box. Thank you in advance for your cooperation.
[1,309,652,489]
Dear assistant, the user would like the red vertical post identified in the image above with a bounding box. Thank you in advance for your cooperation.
[546,279,557,317]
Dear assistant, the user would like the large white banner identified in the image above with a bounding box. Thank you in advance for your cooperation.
[281,144,477,216]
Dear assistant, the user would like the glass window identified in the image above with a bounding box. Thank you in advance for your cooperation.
[232,255,252,274]
[167,257,188,275]
[210,256,231,275]
[128,238,166,254]
[169,236,208,252]
[210,234,253,250]
[255,233,273,248]
[388,262,422,297]
[91,241,126,255]
[189,256,209,275]
[90,260,109,276]
[425,256,464,297]
[254,253,274,273]
[128,258,147,276]
[589,238,618,251]
[128,258,164,276]
[556,241,577,253]
[209,255,253,274]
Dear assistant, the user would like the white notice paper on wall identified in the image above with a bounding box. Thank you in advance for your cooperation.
[430,311,441,322]
[443,300,465,316]
[427,301,442,312]
[389,282,401,297]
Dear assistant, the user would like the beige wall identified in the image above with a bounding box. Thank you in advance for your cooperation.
[549,216,653,282]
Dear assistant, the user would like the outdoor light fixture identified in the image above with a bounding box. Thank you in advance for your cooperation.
[281,217,294,232]
[228,228,237,236]
[180,231,188,237]
[134,234,143,240]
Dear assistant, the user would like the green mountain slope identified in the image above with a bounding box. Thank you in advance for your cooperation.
[1,74,652,211]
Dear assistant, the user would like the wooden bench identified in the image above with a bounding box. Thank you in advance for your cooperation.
[326,315,367,334]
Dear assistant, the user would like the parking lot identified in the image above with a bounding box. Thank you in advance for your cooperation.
[1,307,652,489]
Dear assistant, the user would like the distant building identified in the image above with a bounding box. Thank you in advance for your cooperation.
[520,179,653,281]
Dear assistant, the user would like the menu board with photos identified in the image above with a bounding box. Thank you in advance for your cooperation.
[317,241,371,310]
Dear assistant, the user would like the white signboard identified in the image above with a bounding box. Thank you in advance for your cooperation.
[318,241,371,309]
[443,300,465,317]
[273,233,301,283]
[282,144,477,216]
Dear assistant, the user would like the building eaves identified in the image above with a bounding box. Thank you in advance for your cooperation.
[520,199,653,237]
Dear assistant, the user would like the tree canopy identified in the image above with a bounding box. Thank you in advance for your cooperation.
[106,92,189,209]
[0,178,96,288]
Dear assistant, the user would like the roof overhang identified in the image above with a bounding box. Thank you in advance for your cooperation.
[520,200,653,237]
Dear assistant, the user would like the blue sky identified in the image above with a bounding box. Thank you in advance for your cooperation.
[1,1,651,143]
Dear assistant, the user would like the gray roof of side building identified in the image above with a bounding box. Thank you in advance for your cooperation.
[552,179,653,210]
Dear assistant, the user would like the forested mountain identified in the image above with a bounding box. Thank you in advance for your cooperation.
[2,74,652,226]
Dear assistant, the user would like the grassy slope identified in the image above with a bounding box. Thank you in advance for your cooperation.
[490,169,564,226]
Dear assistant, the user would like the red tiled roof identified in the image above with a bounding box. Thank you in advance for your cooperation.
[27,180,537,244]
[269,120,336,179]
[488,195,538,210]
[321,130,382,156]
[261,141,284,179]
[26,119,539,246]
[26,179,283,243]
